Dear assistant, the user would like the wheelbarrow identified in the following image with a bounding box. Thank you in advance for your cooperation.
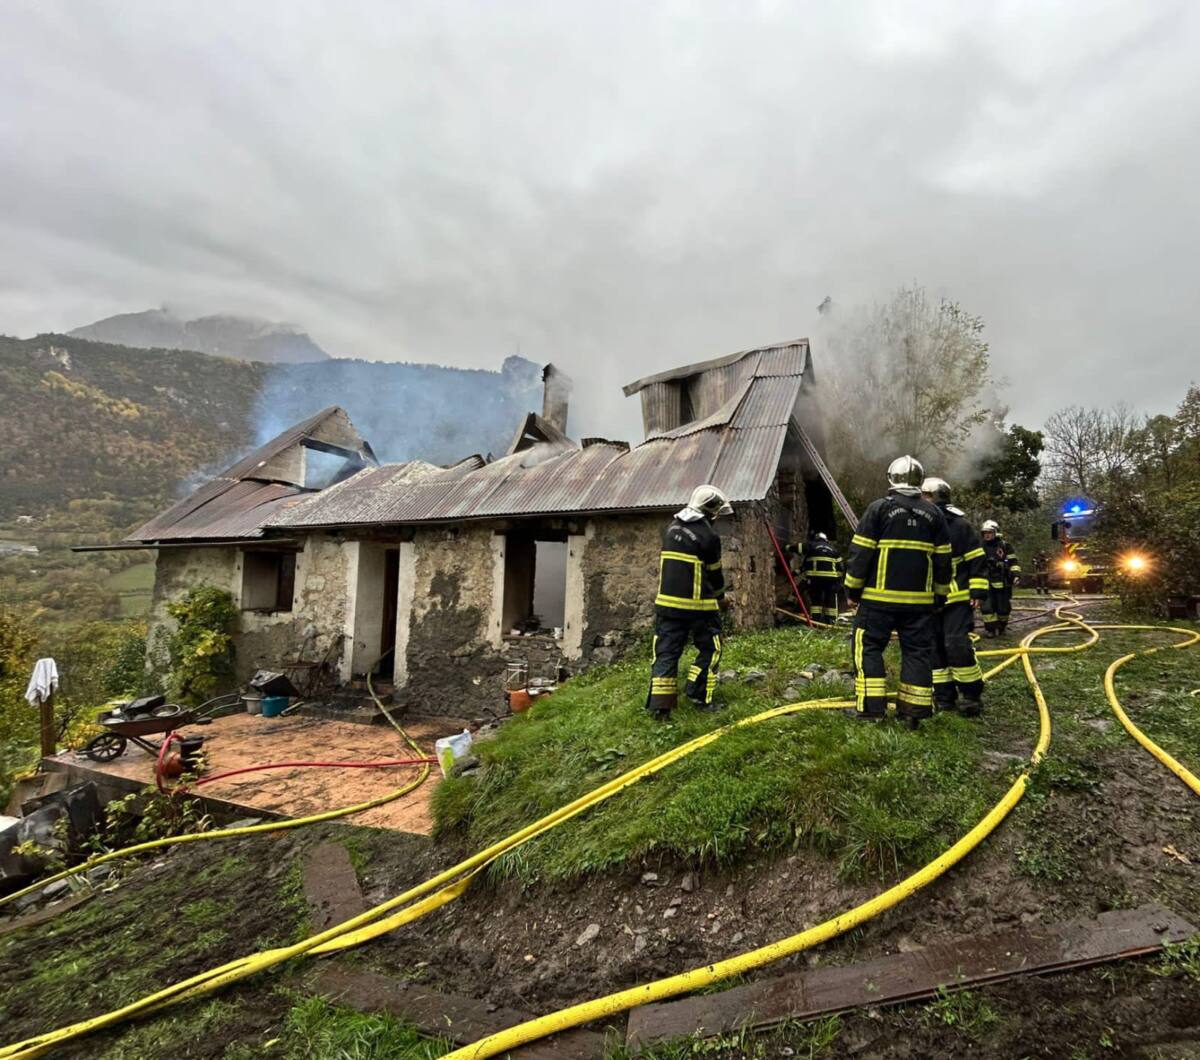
[82,693,235,763]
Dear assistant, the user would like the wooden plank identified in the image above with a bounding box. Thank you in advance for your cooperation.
[302,842,367,933]
[0,892,95,937]
[627,903,1196,1047]
[310,964,610,1060]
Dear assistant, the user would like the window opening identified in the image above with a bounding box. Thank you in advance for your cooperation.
[502,531,567,636]
[241,550,296,612]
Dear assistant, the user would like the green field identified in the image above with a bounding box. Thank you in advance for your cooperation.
[104,561,155,617]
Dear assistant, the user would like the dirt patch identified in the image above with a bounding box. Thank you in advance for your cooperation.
[46,711,460,833]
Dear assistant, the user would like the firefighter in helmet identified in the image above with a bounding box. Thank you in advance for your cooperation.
[1032,551,1051,594]
[801,532,843,626]
[921,477,988,716]
[645,484,732,720]
[843,456,952,729]
[980,519,1021,636]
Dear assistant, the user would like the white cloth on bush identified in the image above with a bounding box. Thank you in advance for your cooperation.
[24,657,59,706]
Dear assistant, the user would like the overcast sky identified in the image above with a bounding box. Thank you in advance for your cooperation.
[2,0,1198,439]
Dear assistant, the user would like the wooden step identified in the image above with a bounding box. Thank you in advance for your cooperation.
[309,964,613,1059]
[626,903,1197,1048]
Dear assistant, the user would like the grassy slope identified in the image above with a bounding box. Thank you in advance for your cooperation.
[3,611,1199,1059]
[433,625,1003,884]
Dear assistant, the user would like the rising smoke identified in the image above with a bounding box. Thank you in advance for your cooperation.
[809,288,1008,505]
[251,354,545,464]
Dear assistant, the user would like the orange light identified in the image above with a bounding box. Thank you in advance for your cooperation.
[1061,559,1079,573]
[1123,553,1148,574]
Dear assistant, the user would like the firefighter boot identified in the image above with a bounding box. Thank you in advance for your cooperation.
[958,697,983,718]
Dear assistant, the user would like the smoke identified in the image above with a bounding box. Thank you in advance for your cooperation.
[251,354,544,464]
[808,288,1008,504]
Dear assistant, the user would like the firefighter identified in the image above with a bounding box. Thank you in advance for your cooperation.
[801,532,843,626]
[921,477,988,716]
[1032,551,1051,594]
[843,456,953,729]
[645,484,732,720]
[980,520,1021,636]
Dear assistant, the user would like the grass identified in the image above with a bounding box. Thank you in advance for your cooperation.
[922,987,1002,1038]
[275,995,448,1059]
[606,1016,841,1060]
[104,560,155,617]
[433,625,1002,885]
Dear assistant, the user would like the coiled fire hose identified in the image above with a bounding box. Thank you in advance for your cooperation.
[5,600,1198,1058]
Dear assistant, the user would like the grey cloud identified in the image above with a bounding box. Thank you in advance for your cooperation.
[2,0,1198,444]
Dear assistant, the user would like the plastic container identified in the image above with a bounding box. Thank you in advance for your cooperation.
[243,693,263,716]
[260,695,288,718]
[435,729,473,777]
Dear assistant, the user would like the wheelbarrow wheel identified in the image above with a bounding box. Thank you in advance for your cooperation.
[85,732,127,762]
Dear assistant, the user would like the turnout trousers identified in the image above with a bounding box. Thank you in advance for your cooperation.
[932,602,984,709]
[807,580,839,625]
[850,603,935,721]
[982,584,1012,635]
[646,606,723,716]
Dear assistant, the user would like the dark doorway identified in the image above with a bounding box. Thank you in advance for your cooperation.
[378,547,400,678]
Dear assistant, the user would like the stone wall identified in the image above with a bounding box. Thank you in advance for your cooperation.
[576,513,662,663]
[402,525,506,714]
[145,533,351,687]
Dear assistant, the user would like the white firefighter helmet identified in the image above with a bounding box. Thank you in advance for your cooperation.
[981,519,1000,534]
[887,455,924,489]
[687,484,733,518]
[814,532,829,542]
[921,476,951,503]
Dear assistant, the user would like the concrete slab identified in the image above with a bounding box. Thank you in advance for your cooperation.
[44,712,465,835]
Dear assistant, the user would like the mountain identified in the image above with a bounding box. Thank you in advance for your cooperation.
[69,308,331,364]
[0,334,543,521]
[0,333,544,630]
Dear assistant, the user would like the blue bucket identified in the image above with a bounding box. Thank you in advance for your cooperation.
[261,695,288,718]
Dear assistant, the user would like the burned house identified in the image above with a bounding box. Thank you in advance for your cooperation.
[107,341,845,714]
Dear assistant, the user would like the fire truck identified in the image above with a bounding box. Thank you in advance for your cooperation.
[1049,500,1108,593]
[1049,499,1150,593]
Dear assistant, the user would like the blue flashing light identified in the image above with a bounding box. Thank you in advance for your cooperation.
[1070,504,1082,513]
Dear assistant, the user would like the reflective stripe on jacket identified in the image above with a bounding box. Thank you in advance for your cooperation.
[844,491,952,609]
[938,504,988,605]
[655,517,725,611]
[983,537,1020,589]
[802,542,844,581]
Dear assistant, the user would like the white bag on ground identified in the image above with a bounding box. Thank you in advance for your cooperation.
[435,729,473,777]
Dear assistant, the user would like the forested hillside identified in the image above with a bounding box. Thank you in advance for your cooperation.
[0,334,264,521]
[0,334,544,633]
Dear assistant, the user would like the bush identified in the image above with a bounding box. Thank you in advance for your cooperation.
[165,586,238,702]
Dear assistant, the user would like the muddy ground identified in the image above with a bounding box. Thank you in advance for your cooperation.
[2,598,1198,1058]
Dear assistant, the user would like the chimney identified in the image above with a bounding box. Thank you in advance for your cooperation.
[542,363,572,435]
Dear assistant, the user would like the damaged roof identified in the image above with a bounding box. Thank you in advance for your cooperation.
[268,341,810,529]
[126,406,374,543]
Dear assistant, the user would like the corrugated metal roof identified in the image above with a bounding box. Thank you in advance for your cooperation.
[271,372,803,528]
[127,405,371,543]
[136,480,306,541]
[622,339,808,394]
[143,341,812,539]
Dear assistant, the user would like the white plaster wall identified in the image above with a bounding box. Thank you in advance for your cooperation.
[394,541,417,687]
[561,527,591,660]
[488,533,506,650]
[346,542,389,677]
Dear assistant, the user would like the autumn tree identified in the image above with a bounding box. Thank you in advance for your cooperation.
[819,284,997,508]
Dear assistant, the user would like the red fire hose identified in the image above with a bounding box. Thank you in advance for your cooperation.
[765,521,814,627]
[154,730,435,794]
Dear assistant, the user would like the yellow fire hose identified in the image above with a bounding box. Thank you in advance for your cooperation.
[1100,624,1200,796]
[0,679,431,914]
[6,601,1197,1057]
